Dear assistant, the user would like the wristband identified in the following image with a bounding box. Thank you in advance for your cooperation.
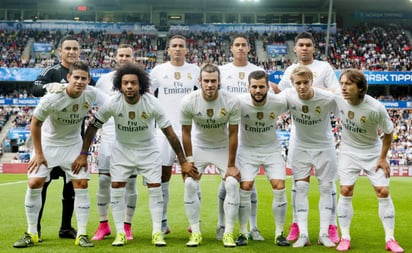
[186,156,194,163]
[80,151,91,156]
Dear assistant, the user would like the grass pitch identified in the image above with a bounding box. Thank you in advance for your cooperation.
[0,173,410,253]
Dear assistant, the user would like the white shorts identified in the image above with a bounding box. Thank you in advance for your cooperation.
[157,130,179,166]
[193,146,229,178]
[288,147,337,182]
[110,142,161,184]
[28,142,90,182]
[237,147,286,182]
[338,152,390,187]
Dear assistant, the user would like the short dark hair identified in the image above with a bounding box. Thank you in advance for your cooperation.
[339,68,368,99]
[113,62,150,95]
[69,61,89,75]
[168,34,186,46]
[230,33,249,47]
[60,35,79,47]
[200,63,220,81]
[294,32,315,44]
[248,70,268,84]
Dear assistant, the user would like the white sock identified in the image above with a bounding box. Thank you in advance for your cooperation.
[161,181,170,224]
[337,195,353,240]
[223,176,239,234]
[273,189,287,236]
[378,196,395,242]
[318,181,333,235]
[96,174,111,222]
[111,187,126,233]
[148,187,163,234]
[184,177,201,233]
[291,180,297,223]
[125,177,137,224]
[249,184,258,230]
[217,181,226,227]
[330,182,338,226]
[25,187,42,235]
[74,188,90,236]
[239,189,251,234]
[295,181,309,236]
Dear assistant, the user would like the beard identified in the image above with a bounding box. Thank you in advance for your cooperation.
[251,92,267,103]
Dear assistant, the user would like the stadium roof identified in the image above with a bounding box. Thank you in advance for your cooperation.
[2,0,411,12]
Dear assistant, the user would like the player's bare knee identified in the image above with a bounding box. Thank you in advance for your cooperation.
[270,179,285,190]
[161,165,172,182]
[339,185,354,196]
[240,181,254,191]
[375,186,389,198]
[72,179,88,189]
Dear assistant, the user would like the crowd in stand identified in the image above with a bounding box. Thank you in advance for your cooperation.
[0,24,411,166]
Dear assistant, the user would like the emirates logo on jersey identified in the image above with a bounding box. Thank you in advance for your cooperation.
[348,111,354,120]
[72,104,79,112]
[174,72,181,80]
[257,112,264,120]
[207,109,214,117]
[239,72,245,80]
[302,105,309,113]
[129,111,136,120]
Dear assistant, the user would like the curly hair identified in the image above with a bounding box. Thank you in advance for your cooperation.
[113,62,150,95]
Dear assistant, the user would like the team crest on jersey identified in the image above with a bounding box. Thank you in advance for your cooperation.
[220,108,227,116]
[129,111,136,120]
[360,116,367,124]
[302,105,309,113]
[315,106,321,114]
[269,112,276,119]
[141,112,148,119]
[348,111,354,120]
[257,112,264,120]
[174,72,181,80]
[239,72,245,80]
[187,73,193,80]
[72,104,79,112]
[83,102,90,109]
[207,109,214,117]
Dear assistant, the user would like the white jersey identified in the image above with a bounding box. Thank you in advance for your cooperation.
[278,60,339,91]
[34,86,106,147]
[238,93,287,151]
[94,93,170,148]
[181,89,240,149]
[95,71,117,140]
[219,62,263,94]
[282,87,337,151]
[335,95,394,155]
[150,62,200,132]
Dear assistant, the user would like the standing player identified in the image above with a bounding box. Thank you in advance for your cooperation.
[282,66,338,248]
[335,69,404,253]
[73,62,193,247]
[13,61,105,248]
[181,63,241,247]
[31,35,96,241]
[150,34,200,235]
[273,31,340,243]
[235,70,289,247]
[91,44,138,241]
[218,33,265,241]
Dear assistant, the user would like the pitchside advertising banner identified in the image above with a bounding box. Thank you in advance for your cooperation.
[0,68,411,108]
